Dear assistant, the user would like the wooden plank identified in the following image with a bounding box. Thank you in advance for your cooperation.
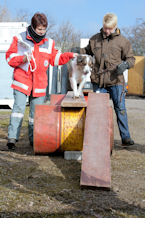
[61,91,87,107]
[80,93,111,188]
[83,89,93,94]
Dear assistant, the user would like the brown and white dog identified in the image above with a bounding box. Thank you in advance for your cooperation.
[68,54,93,98]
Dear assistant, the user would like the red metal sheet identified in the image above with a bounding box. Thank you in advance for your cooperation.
[80,93,111,188]
[50,94,66,106]
[34,105,61,154]
[109,106,114,152]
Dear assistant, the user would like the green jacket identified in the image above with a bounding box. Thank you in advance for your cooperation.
[80,28,135,87]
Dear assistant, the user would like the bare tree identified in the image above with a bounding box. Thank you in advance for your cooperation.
[14,9,31,23]
[14,10,56,34]
[0,4,84,53]
[0,4,55,33]
[121,18,145,56]
[0,4,11,21]
[52,21,82,52]
[45,15,56,38]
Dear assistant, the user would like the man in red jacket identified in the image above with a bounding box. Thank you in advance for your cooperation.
[6,12,77,150]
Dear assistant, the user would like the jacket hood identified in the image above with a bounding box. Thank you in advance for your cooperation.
[100,27,120,39]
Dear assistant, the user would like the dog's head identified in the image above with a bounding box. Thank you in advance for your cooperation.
[76,54,93,75]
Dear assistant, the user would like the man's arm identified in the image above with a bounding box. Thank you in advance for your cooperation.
[116,38,135,75]
[122,39,135,68]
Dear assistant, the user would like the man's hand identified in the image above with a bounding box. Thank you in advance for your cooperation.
[116,61,129,75]
[23,55,28,63]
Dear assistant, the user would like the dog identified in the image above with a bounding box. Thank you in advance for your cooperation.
[68,54,93,98]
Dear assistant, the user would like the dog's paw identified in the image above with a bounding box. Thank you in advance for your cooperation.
[73,94,80,99]
[73,92,80,99]
[73,96,80,99]
[79,91,84,97]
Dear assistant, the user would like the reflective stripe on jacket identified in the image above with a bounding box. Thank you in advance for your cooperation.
[6,29,74,97]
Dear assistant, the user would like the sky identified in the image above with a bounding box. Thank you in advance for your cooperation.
[1,0,145,35]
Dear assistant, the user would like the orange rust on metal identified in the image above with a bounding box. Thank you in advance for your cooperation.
[61,91,87,107]
[80,93,111,188]
[34,105,61,154]
[61,107,86,151]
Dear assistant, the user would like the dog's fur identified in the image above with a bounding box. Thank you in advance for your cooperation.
[68,54,93,98]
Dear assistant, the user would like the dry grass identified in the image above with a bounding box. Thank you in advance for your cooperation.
[0,100,145,218]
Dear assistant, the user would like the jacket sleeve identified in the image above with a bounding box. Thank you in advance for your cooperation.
[6,36,25,68]
[122,38,135,68]
[50,40,74,66]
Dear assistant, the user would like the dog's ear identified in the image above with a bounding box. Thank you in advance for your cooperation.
[90,56,95,65]
[90,56,94,63]
[77,55,83,64]
[88,56,94,66]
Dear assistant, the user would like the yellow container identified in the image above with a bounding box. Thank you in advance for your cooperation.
[61,107,86,151]
[128,56,145,96]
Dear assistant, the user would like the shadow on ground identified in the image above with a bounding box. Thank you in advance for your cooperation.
[113,140,145,154]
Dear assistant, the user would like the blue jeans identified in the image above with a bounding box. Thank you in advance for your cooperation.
[93,84,131,141]
[8,90,45,143]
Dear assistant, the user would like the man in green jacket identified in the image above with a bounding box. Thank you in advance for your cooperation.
[81,13,135,146]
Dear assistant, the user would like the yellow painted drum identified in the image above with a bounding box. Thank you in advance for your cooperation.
[61,107,86,151]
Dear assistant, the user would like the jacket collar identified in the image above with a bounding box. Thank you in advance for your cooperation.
[100,27,120,39]
[26,28,48,45]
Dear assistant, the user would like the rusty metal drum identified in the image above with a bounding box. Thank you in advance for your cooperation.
[33,94,113,154]
[34,105,61,154]
[34,95,86,154]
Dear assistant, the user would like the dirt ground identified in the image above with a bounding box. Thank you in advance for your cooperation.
[0,97,145,218]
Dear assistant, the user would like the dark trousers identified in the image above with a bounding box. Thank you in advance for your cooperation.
[93,84,131,140]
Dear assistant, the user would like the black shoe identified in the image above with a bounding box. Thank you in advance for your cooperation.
[7,138,16,150]
[122,138,134,146]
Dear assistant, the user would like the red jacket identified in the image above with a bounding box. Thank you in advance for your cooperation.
[6,29,74,97]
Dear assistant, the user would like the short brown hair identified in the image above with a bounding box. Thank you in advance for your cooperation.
[31,13,48,29]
